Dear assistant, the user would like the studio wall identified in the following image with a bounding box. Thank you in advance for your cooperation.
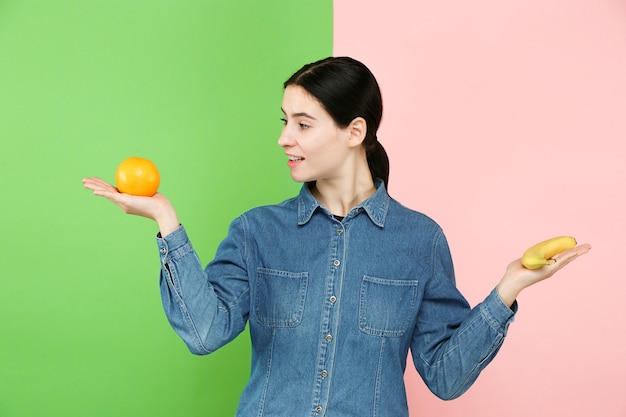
[0,1,331,416]
[334,1,625,416]
[2,1,624,416]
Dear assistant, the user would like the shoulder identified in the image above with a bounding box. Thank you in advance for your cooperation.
[243,195,298,215]
[235,195,299,226]
[386,197,443,232]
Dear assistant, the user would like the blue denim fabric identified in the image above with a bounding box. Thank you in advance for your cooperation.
[157,181,516,417]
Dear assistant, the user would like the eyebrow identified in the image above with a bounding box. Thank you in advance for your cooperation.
[281,108,317,120]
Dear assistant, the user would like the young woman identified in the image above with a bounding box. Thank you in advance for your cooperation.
[83,57,590,417]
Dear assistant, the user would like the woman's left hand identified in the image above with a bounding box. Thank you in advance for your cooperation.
[496,243,592,307]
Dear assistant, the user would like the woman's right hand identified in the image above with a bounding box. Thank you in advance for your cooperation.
[82,177,180,237]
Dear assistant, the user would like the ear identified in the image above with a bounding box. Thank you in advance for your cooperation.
[346,117,367,148]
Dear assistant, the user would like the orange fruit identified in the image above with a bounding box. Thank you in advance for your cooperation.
[115,156,160,196]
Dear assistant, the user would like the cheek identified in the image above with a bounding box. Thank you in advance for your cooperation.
[298,137,323,155]
[299,127,344,157]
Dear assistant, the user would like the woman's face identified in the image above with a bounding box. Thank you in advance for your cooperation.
[278,85,351,184]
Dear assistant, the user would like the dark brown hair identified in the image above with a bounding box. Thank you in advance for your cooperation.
[284,57,389,188]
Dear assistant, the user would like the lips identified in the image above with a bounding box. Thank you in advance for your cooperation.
[287,154,304,168]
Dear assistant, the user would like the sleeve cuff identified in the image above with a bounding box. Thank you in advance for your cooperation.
[156,224,190,260]
[480,288,518,336]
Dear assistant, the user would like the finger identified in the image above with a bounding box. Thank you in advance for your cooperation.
[82,177,103,190]
[541,244,591,275]
[84,177,113,188]
[83,177,118,194]
[551,244,592,264]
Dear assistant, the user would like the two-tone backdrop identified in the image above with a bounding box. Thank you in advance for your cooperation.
[2,1,624,416]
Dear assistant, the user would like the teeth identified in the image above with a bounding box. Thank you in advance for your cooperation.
[288,156,303,161]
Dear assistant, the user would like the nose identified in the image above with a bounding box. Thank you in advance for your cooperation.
[277,127,293,148]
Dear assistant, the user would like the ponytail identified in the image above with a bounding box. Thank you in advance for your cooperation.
[366,138,390,189]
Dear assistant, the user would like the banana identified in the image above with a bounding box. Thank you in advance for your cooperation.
[521,236,577,269]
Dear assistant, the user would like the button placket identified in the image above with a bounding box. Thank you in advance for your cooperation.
[311,218,345,415]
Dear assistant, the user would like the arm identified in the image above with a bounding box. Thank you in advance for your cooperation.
[82,176,250,353]
[411,231,590,400]
[410,231,513,400]
[158,222,250,354]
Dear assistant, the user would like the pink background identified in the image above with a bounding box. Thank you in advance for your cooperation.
[335,1,626,416]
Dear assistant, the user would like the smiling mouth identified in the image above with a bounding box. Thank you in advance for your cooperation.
[287,155,304,168]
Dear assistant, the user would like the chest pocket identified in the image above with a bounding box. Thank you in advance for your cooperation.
[254,267,308,328]
[359,275,419,337]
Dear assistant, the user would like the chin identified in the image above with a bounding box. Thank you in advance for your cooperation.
[289,173,315,184]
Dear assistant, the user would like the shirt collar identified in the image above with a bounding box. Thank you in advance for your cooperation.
[297,179,389,227]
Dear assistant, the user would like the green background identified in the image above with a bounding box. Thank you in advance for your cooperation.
[0,1,332,416]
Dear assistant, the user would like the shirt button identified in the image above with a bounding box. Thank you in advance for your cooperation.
[160,247,167,255]
[337,227,343,234]
[333,259,340,267]
[329,295,337,303]
[320,369,328,378]
[315,406,323,414]
[325,334,333,342]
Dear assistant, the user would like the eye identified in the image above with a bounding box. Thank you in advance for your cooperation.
[299,122,310,130]
[280,118,287,125]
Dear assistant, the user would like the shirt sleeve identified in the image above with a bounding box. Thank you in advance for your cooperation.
[157,219,250,355]
[410,229,517,400]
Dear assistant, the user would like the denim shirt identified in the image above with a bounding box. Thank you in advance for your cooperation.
[156,181,516,417]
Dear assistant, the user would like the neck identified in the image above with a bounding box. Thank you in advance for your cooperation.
[311,174,376,218]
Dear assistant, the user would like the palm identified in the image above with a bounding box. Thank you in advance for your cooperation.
[82,177,168,220]
[497,244,592,307]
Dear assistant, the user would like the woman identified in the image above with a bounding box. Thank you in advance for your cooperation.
[83,57,590,417]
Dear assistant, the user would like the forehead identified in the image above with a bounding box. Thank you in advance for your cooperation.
[282,85,326,116]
